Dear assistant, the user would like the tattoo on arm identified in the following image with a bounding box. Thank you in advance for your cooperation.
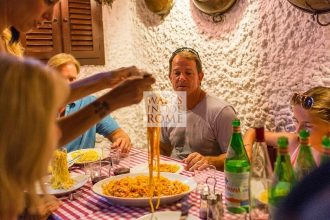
[92,101,109,118]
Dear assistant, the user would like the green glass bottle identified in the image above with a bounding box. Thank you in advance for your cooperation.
[320,135,330,165]
[294,129,317,181]
[225,118,250,213]
[249,126,273,220]
[269,136,296,217]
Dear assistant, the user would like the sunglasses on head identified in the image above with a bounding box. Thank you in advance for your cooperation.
[170,47,201,62]
[291,93,314,109]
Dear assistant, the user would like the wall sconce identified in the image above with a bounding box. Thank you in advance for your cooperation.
[287,0,330,26]
[192,0,238,23]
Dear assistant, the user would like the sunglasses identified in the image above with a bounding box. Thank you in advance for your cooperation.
[291,93,314,109]
[172,47,200,58]
[169,47,202,72]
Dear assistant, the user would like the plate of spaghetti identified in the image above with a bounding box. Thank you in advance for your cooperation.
[37,150,89,195]
[130,160,184,174]
[37,172,89,195]
[67,148,106,164]
[91,172,197,207]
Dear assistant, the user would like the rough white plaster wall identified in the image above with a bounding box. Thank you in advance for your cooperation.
[79,0,330,148]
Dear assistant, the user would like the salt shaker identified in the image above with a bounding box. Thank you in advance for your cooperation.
[199,186,209,219]
[207,193,224,220]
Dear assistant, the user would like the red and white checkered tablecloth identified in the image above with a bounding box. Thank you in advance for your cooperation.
[52,148,248,220]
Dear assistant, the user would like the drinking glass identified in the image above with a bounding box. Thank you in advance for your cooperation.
[84,160,111,184]
[111,149,131,175]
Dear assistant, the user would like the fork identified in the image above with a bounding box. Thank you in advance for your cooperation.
[67,154,83,166]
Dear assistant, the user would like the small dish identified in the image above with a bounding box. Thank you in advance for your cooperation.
[67,148,107,165]
[130,160,184,174]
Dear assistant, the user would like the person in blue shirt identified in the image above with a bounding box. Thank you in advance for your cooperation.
[48,53,132,153]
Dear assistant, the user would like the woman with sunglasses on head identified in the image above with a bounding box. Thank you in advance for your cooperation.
[244,86,330,165]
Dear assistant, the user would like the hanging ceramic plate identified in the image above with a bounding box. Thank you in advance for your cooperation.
[288,0,330,14]
[287,0,330,14]
[192,0,237,15]
[145,0,174,15]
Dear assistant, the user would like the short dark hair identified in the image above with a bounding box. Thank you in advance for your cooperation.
[168,47,202,75]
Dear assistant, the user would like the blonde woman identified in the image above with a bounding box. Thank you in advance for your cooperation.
[0,0,154,147]
[244,86,330,165]
[0,54,69,219]
[1,27,24,56]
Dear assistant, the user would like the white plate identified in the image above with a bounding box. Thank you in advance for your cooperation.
[92,172,197,207]
[130,160,184,174]
[67,148,107,165]
[137,211,199,220]
[36,172,89,195]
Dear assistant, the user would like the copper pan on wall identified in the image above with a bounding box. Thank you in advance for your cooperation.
[192,0,237,22]
[287,0,330,26]
[144,0,174,16]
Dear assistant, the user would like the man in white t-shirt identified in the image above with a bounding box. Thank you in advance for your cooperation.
[160,47,236,171]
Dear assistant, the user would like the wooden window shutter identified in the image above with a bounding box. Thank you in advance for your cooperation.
[61,0,105,65]
[21,0,105,65]
[21,3,62,60]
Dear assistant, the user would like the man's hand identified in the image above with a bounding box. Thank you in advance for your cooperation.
[111,137,132,154]
[183,152,209,171]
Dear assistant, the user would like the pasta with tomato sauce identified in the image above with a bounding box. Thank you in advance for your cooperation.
[101,175,189,198]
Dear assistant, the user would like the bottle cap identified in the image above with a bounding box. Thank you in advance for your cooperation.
[255,127,265,142]
[322,135,330,148]
[232,118,240,127]
[278,136,288,148]
[299,129,310,139]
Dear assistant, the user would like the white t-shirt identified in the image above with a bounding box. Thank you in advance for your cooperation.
[161,95,236,160]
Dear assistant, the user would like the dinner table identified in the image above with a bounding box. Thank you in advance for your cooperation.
[50,148,249,220]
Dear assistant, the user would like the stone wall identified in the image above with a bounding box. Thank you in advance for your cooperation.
[79,0,330,148]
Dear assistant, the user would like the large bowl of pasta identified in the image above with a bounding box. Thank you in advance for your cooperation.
[91,172,197,207]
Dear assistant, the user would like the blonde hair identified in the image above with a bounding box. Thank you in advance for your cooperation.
[47,53,80,73]
[304,86,330,123]
[1,28,24,56]
[0,54,69,218]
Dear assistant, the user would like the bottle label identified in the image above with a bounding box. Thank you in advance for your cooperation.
[224,171,249,208]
